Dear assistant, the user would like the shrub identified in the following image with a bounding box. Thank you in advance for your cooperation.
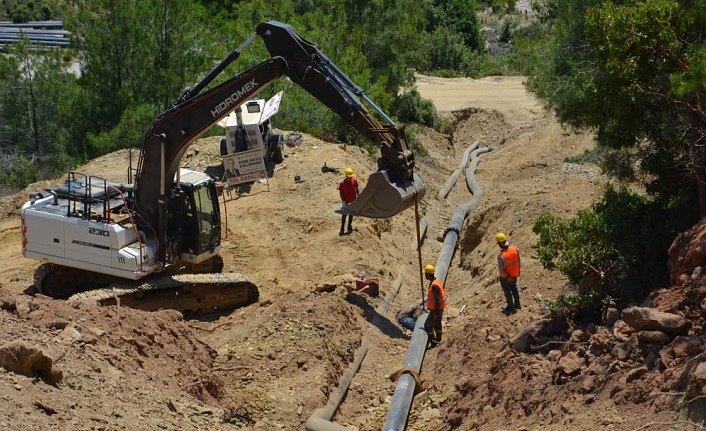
[533,186,699,317]
[394,88,437,127]
[405,125,428,157]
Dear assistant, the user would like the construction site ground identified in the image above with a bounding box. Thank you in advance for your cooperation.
[0,75,698,431]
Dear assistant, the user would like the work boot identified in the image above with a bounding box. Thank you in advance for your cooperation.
[339,229,345,236]
[347,226,353,234]
[501,305,515,315]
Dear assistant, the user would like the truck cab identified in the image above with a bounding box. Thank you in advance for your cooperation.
[219,92,284,164]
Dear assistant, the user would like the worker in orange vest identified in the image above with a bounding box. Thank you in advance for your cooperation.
[423,264,446,347]
[496,232,521,314]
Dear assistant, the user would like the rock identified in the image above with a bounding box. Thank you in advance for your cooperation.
[0,341,63,384]
[314,281,338,293]
[611,343,630,361]
[612,320,632,342]
[27,309,45,321]
[660,345,675,368]
[56,325,82,344]
[621,307,691,336]
[557,352,583,375]
[604,307,620,326]
[580,375,596,393]
[14,296,33,319]
[45,319,69,330]
[569,329,585,343]
[509,318,553,352]
[625,365,648,383]
[637,330,671,344]
[86,326,106,337]
[668,217,706,284]
[671,336,701,358]
[546,349,561,363]
[684,360,706,423]
[588,327,612,351]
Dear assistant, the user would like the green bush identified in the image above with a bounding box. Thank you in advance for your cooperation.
[394,88,437,127]
[418,27,481,77]
[0,154,36,187]
[405,125,428,157]
[434,116,455,135]
[86,103,156,157]
[546,291,602,323]
[533,186,699,314]
[500,17,519,43]
[564,146,605,164]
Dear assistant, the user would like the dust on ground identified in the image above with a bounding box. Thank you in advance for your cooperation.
[0,75,700,431]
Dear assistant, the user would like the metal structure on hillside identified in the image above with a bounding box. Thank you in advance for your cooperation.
[0,21,70,49]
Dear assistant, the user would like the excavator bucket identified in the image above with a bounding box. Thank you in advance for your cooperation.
[337,171,426,218]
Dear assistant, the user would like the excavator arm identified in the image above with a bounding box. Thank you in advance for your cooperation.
[134,21,426,245]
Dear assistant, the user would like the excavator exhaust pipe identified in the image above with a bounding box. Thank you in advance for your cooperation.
[337,171,426,219]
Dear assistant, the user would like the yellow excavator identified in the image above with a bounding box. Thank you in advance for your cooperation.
[20,21,426,314]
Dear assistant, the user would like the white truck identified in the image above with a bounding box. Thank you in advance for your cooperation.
[218,91,285,164]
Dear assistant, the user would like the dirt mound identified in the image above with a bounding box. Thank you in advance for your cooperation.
[0,288,226,430]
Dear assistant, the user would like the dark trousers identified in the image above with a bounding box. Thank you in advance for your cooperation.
[500,277,521,310]
[399,316,416,331]
[424,310,443,345]
[340,213,353,232]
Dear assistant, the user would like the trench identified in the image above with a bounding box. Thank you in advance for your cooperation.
[305,140,495,430]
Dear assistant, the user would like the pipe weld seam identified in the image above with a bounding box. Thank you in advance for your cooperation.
[443,227,460,237]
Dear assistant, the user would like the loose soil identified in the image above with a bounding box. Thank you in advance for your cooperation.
[0,74,702,431]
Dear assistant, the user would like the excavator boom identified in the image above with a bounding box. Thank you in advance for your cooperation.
[135,21,424,234]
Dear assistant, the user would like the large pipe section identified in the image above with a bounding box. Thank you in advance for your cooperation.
[382,313,429,431]
[305,270,405,431]
[438,141,479,199]
[305,337,370,431]
[383,144,494,431]
[435,146,494,285]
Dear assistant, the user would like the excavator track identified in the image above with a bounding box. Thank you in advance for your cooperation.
[68,272,258,314]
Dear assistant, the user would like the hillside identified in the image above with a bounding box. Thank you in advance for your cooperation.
[0,75,703,431]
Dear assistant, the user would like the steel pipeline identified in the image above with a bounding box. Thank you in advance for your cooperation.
[383,144,494,431]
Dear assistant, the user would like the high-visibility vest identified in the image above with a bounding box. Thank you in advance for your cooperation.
[498,245,520,278]
[426,278,446,310]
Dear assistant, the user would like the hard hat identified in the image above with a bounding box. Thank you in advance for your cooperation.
[344,167,354,177]
[423,264,435,275]
[495,232,507,243]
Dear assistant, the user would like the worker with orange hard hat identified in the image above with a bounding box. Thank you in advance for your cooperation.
[337,167,359,236]
[496,232,521,314]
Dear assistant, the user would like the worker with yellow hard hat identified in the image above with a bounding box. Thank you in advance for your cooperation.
[423,264,446,348]
[496,232,521,314]
[337,167,360,235]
